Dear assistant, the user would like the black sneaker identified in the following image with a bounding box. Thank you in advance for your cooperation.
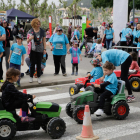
[63,73,67,76]
[25,69,30,75]
[54,73,58,76]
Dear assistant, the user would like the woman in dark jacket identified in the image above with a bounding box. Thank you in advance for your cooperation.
[2,20,13,70]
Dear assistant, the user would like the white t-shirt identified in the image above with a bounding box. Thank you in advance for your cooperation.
[95,44,102,51]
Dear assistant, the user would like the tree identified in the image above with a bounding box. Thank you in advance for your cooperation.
[0,0,16,11]
[91,0,140,21]
[59,0,82,26]
[17,2,26,12]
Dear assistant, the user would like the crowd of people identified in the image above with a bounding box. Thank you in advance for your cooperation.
[0,15,140,122]
[0,18,140,104]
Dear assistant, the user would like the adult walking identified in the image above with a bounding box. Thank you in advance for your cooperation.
[2,20,13,70]
[80,27,98,51]
[120,22,132,47]
[24,20,32,36]
[100,22,106,39]
[0,24,6,83]
[48,26,70,76]
[96,49,135,102]
[102,23,115,50]
[68,22,73,46]
[74,25,80,46]
[27,18,46,84]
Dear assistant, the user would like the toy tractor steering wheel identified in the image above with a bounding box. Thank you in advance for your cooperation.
[87,72,91,80]
[27,96,34,105]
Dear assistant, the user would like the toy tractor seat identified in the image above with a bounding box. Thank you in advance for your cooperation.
[0,98,6,110]
[110,80,125,99]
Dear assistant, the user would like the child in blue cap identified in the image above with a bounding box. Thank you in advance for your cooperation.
[87,57,103,82]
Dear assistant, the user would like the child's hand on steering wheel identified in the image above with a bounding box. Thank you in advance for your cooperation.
[32,95,36,99]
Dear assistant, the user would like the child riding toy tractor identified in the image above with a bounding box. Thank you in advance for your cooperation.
[66,80,129,124]
[114,70,140,91]
[0,96,66,140]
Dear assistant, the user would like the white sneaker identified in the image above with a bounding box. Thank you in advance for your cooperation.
[37,77,41,84]
[29,77,33,83]
[95,109,104,116]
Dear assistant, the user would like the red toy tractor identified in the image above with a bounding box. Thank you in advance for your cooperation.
[69,74,103,96]
[114,70,140,91]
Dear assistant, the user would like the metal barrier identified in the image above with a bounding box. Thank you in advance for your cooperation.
[112,46,138,52]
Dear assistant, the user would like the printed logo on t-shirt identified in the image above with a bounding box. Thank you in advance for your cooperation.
[56,43,63,49]
[13,47,22,55]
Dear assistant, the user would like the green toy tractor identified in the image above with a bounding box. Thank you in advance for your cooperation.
[66,80,129,124]
[0,97,66,140]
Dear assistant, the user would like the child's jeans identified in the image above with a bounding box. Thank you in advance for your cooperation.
[10,63,21,84]
[99,89,113,109]
[72,63,78,73]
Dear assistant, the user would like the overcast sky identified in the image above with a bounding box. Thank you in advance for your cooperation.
[4,0,60,6]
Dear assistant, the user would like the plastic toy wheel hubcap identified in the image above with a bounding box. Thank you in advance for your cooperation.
[56,126,59,130]
[70,88,74,95]
[132,81,139,88]
[0,125,11,137]
[117,105,126,115]
[77,110,84,120]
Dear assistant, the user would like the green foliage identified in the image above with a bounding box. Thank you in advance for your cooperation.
[91,0,140,20]
[0,0,16,11]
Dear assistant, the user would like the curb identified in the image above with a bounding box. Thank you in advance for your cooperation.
[17,79,75,90]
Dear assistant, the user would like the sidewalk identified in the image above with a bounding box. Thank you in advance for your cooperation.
[1,41,88,89]
[1,41,120,89]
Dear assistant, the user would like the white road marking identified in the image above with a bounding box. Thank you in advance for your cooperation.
[19,87,55,95]
[34,92,70,102]
[60,120,140,140]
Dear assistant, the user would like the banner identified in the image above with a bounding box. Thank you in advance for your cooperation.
[113,0,128,43]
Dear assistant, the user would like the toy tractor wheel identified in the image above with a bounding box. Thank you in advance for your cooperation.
[69,85,79,96]
[0,119,16,140]
[129,77,140,91]
[112,101,129,120]
[73,105,85,124]
[66,102,73,118]
[47,117,66,139]
[85,86,94,92]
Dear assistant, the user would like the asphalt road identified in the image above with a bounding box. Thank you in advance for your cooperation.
[11,83,140,140]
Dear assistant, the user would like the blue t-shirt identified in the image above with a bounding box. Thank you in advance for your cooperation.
[104,28,114,40]
[121,28,132,41]
[101,49,130,66]
[90,67,103,82]
[0,26,6,48]
[104,72,118,95]
[69,47,81,64]
[74,29,80,39]
[49,33,69,55]
[137,42,140,51]
[0,46,4,62]
[41,54,46,66]
[10,43,26,65]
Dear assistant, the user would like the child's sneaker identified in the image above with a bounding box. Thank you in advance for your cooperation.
[75,72,78,76]
[0,79,4,83]
[127,95,135,103]
[71,72,74,75]
[95,109,104,116]
[21,116,35,123]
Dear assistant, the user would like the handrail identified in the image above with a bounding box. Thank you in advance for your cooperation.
[112,46,138,52]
